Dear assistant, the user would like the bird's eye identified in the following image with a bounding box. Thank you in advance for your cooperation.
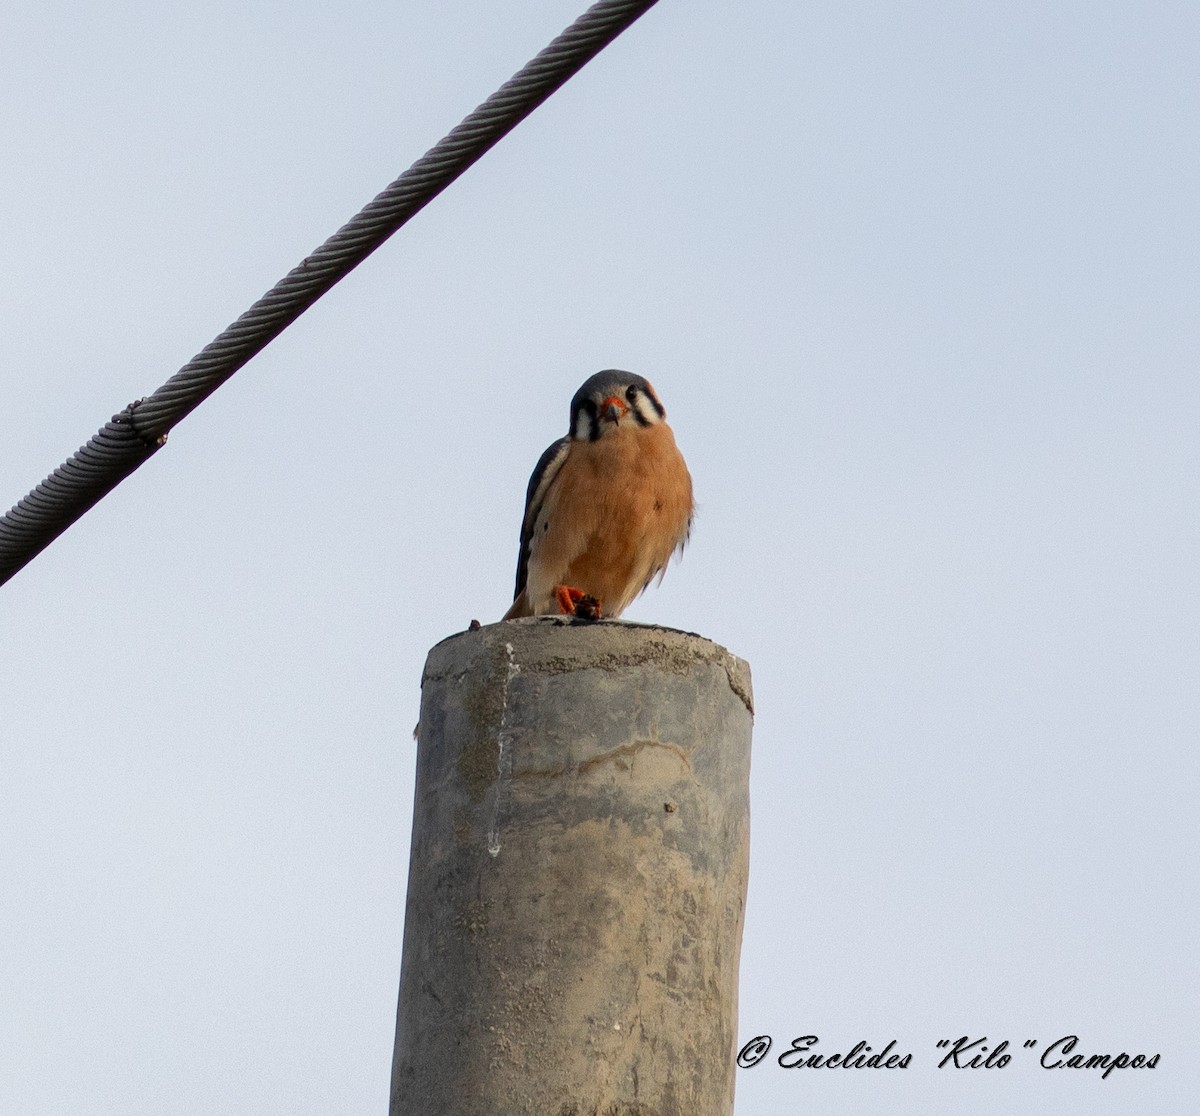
[583,399,597,415]
[625,385,638,402]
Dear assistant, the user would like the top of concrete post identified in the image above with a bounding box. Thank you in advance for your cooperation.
[425,616,754,719]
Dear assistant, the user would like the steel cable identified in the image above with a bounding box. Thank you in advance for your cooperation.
[0,0,662,587]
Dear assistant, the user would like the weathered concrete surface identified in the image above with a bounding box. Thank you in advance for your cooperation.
[390,617,753,1116]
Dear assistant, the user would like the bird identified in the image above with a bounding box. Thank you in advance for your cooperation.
[502,370,693,621]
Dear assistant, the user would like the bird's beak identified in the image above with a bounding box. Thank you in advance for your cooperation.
[601,396,628,423]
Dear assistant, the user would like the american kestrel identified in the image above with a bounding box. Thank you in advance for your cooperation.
[502,370,693,621]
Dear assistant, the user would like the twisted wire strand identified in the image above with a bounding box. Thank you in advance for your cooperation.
[0,0,662,587]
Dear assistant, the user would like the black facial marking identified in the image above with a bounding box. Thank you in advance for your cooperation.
[571,397,601,441]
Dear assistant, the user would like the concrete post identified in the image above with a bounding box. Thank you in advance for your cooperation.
[390,617,753,1116]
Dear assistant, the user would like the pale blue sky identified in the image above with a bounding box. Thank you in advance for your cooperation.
[2,1,1196,1113]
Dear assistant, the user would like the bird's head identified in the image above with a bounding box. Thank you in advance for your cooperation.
[568,369,667,442]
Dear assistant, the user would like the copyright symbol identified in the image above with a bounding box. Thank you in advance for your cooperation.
[737,1035,772,1068]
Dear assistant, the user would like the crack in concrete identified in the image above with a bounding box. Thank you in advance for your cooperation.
[576,739,692,777]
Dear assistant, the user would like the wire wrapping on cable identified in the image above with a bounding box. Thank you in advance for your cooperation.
[0,0,662,587]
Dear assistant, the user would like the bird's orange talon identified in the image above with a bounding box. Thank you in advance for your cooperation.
[554,585,586,615]
[553,585,602,620]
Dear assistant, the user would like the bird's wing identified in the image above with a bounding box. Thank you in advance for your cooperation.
[513,436,571,602]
